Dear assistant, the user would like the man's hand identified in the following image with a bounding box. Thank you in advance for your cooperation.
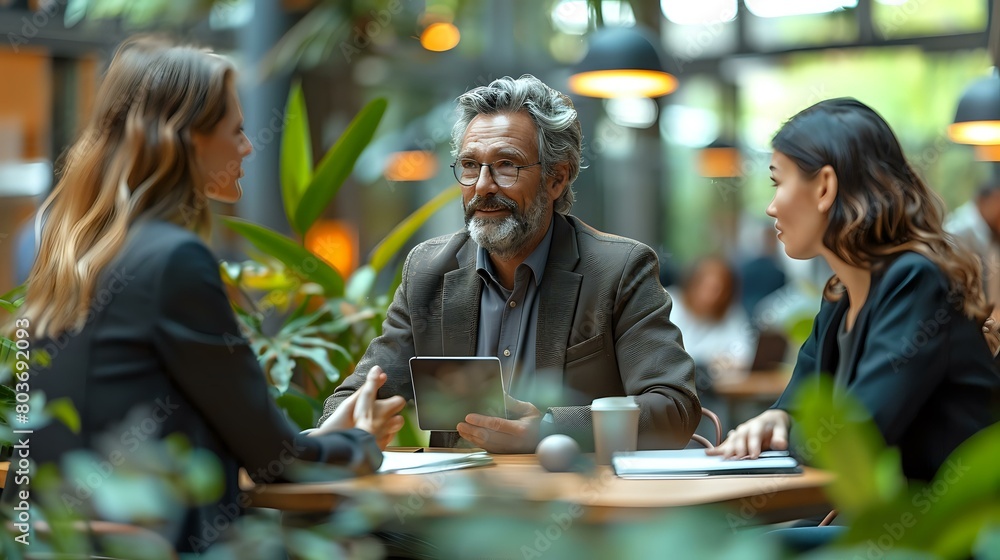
[312,366,407,449]
[457,396,542,453]
[706,408,790,460]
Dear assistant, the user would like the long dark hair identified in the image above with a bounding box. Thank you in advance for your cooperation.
[772,97,987,320]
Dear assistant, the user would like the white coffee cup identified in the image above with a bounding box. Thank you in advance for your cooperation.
[591,396,640,465]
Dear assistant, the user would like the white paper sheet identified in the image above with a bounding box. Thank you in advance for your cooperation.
[378,451,493,474]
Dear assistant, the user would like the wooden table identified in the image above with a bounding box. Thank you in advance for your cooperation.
[243,451,833,525]
[713,369,792,400]
[712,369,792,427]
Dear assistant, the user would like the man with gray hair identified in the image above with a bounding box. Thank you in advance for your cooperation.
[321,75,699,452]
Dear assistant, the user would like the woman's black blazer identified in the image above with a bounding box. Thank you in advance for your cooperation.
[5,219,381,553]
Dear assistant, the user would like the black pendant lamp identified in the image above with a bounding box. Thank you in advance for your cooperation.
[949,0,1000,145]
[568,26,677,99]
[948,72,1000,145]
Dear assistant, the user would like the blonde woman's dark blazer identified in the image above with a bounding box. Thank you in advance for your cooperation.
[7,219,381,554]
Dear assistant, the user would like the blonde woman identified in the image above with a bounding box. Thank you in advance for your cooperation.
[6,36,405,553]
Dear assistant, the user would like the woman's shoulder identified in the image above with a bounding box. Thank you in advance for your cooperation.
[874,251,950,294]
[129,219,203,246]
[123,220,211,263]
[881,251,945,279]
[108,220,215,288]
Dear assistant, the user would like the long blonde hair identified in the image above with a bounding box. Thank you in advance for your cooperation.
[20,36,233,339]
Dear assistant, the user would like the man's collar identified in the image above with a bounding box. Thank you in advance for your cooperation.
[475,216,555,287]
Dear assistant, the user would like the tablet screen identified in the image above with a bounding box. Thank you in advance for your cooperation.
[408,357,507,431]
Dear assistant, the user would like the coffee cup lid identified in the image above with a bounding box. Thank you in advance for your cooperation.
[591,396,638,410]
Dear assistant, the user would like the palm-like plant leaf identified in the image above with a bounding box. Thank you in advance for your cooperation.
[280,81,314,224]
[291,98,388,236]
[223,217,344,297]
[369,184,462,272]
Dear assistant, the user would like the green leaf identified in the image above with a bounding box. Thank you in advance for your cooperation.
[785,315,815,347]
[393,405,427,448]
[291,97,388,236]
[0,424,13,448]
[313,308,377,335]
[389,258,406,297]
[287,345,340,384]
[0,284,26,312]
[910,421,1000,555]
[46,397,81,433]
[223,217,344,297]
[64,0,88,27]
[276,390,319,431]
[280,81,314,224]
[345,265,377,302]
[179,448,225,505]
[1,337,17,366]
[259,5,344,77]
[931,503,1000,559]
[792,374,901,513]
[291,335,352,362]
[284,294,316,328]
[269,352,296,393]
[369,184,463,272]
[34,348,51,367]
[279,306,328,335]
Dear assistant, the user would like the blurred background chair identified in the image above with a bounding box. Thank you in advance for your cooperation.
[689,407,722,449]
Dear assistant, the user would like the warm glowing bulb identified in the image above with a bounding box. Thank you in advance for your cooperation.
[420,22,460,52]
[698,147,742,178]
[305,221,357,278]
[974,144,1000,161]
[948,121,1000,145]
[568,69,677,98]
[384,150,438,182]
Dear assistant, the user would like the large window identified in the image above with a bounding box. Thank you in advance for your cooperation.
[664,47,994,263]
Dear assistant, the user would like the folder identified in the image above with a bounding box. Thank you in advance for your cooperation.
[612,449,802,479]
[378,451,493,474]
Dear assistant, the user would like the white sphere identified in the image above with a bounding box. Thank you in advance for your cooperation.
[536,434,581,472]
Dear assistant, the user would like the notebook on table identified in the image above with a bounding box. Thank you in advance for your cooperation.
[612,449,802,479]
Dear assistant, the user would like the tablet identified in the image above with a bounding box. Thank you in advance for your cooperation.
[408,356,507,431]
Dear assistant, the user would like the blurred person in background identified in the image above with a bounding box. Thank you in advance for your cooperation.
[945,169,1000,322]
[3,35,405,554]
[666,256,756,435]
[738,225,787,320]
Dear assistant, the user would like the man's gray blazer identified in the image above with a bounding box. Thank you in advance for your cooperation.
[320,213,701,450]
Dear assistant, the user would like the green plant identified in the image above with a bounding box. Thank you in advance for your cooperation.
[791,375,1000,559]
[0,285,26,366]
[1,285,28,455]
[220,83,460,436]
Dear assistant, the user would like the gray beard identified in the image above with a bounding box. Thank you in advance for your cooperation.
[465,187,550,261]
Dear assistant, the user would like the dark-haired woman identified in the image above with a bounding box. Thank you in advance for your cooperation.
[711,98,999,485]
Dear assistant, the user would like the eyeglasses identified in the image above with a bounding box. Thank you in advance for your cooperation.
[451,159,541,187]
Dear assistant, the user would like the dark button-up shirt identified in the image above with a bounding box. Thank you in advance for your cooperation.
[475,219,555,400]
